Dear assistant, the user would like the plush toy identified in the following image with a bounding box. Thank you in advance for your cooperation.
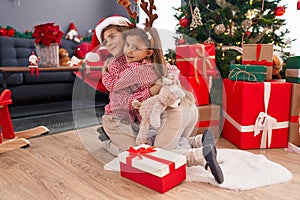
[65,22,82,43]
[28,52,39,77]
[132,76,185,145]
[272,51,284,79]
[59,48,71,66]
[67,56,82,67]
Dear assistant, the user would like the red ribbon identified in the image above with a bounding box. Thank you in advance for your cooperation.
[242,44,273,66]
[197,120,220,127]
[290,116,299,123]
[126,146,175,173]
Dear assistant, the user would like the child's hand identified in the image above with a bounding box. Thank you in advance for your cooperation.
[102,59,110,73]
[135,135,149,145]
[149,79,163,96]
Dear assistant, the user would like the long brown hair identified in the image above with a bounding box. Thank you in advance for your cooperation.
[123,27,167,78]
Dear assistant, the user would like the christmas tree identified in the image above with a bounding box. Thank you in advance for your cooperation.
[170,0,290,78]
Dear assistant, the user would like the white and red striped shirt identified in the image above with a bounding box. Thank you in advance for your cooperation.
[102,56,180,124]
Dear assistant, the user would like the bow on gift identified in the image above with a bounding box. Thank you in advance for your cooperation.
[193,46,215,83]
[126,146,175,172]
[242,44,273,67]
[254,82,277,148]
[176,44,215,84]
[228,67,259,82]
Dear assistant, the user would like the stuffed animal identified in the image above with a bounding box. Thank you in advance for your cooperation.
[59,48,71,66]
[272,51,284,79]
[132,76,185,145]
[65,22,82,43]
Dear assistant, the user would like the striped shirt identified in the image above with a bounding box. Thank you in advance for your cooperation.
[102,56,180,124]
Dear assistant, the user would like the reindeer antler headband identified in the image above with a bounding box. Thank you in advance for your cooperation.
[117,0,158,27]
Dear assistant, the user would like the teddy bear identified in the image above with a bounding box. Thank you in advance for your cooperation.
[132,75,185,145]
[59,48,71,66]
[272,51,284,79]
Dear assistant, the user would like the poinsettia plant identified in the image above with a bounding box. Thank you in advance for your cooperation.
[32,22,63,47]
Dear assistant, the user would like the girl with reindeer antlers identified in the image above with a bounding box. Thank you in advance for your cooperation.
[95,0,223,184]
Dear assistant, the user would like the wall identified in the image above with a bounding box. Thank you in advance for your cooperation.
[0,0,128,37]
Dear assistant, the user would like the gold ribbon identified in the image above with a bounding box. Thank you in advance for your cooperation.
[177,44,215,84]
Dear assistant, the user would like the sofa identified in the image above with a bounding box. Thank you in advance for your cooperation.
[0,36,108,110]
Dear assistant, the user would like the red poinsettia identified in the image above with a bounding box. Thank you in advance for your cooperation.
[32,22,63,47]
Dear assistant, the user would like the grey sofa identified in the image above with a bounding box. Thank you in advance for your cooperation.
[0,36,83,105]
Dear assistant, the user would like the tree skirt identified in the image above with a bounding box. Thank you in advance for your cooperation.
[104,148,292,191]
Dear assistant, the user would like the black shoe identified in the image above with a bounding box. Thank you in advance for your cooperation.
[97,126,110,141]
[203,144,224,184]
[202,129,217,155]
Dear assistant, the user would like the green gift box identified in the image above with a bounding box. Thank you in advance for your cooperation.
[228,64,267,82]
[286,56,300,83]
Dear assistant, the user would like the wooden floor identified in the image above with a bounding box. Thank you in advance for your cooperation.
[1,126,299,200]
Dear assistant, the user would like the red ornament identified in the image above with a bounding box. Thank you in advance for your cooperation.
[298,1,300,10]
[177,37,185,45]
[179,17,189,28]
[274,6,285,16]
[245,31,251,38]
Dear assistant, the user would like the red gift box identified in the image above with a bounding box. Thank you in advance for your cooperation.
[118,145,186,193]
[192,104,221,138]
[222,79,291,149]
[176,44,217,78]
[289,83,300,147]
[179,74,210,106]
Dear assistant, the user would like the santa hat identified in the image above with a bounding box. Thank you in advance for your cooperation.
[90,15,131,50]
[69,22,77,31]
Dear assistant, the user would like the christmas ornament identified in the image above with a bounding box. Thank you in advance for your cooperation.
[245,31,251,38]
[224,21,235,37]
[179,17,189,28]
[274,6,285,16]
[190,7,203,28]
[298,0,300,10]
[241,19,252,31]
[214,24,226,35]
[204,37,214,44]
[177,37,185,45]
[245,9,261,19]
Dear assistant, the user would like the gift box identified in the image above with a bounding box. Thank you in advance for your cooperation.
[289,83,300,147]
[176,43,217,78]
[286,56,300,83]
[242,44,273,80]
[192,104,221,138]
[179,74,210,106]
[118,144,186,193]
[229,64,267,82]
[222,79,291,149]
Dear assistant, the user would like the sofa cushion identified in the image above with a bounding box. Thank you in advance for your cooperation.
[23,71,76,84]
[0,36,35,66]
[0,72,24,86]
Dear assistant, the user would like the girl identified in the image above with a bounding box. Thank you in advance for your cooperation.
[95,17,224,184]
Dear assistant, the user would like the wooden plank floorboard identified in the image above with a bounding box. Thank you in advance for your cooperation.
[0,126,299,200]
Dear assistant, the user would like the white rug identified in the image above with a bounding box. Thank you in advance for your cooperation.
[104,148,292,191]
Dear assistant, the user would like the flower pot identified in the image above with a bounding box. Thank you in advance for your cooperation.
[35,43,59,67]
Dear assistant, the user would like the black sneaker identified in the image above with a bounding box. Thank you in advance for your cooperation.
[97,126,110,141]
[202,129,217,155]
[202,144,224,184]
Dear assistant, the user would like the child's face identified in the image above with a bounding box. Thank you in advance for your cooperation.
[102,27,125,57]
[123,35,153,63]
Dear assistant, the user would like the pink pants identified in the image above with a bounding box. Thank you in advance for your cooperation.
[102,103,198,151]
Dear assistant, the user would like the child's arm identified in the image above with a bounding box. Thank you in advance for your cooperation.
[127,85,152,110]
[102,58,126,92]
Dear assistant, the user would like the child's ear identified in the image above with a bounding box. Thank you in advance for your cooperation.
[146,49,154,57]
